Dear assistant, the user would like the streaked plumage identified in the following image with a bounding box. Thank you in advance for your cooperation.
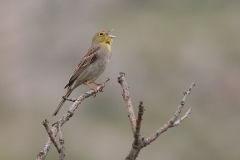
[53,30,115,116]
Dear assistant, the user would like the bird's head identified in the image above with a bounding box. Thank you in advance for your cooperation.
[92,29,115,45]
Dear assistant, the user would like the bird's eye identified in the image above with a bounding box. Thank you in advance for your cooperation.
[99,32,104,36]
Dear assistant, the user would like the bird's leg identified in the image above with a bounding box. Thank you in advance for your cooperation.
[93,81,105,92]
[85,81,98,97]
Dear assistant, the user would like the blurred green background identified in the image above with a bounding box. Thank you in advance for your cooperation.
[1,0,240,160]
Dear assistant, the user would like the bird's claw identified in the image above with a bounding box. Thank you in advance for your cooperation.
[98,83,105,92]
[92,88,98,97]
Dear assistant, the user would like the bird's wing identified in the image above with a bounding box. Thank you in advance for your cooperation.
[64,45,101,88]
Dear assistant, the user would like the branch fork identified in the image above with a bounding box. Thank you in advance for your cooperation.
[36,78,110,160]
[118,72,195,160]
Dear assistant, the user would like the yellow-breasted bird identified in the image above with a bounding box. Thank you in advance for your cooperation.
[53,30,115,116]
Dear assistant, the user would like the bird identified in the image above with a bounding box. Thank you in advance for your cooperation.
[53,29,115,116]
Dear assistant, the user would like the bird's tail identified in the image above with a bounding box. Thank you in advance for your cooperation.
[52,88,73,116]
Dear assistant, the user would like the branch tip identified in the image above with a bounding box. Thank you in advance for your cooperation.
[118,72,126,83]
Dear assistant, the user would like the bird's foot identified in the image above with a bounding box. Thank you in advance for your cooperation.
[93,82,105,92]
[91,88,98,97]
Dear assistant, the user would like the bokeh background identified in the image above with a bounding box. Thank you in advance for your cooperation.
[1,0,240,159]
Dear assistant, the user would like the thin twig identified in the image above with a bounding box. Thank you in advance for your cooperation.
[58,123,65,160]
[42,120,61,153]
[118,72,136,134]
[144,83,195,146]
[126,102,145,160]
[134,101,144,146]
[36,78,110,160]
[173,108,191,126]
[168,83,195,125]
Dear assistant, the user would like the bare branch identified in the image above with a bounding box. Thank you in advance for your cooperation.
[38,73,195,160]
[118,71,195,160]
[168,83,195,125]
[36,78,110,160]
[173,108,191,126]
[126,102,145,160]
[118,72,136,134]
[58,123,65,160]
[135,101,144,143]
[144,83,195,146]
[42,120,61,153]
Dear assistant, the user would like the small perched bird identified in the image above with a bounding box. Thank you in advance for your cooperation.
[53,30,115,116]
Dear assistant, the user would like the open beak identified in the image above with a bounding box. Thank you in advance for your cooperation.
[108,29,115,38]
